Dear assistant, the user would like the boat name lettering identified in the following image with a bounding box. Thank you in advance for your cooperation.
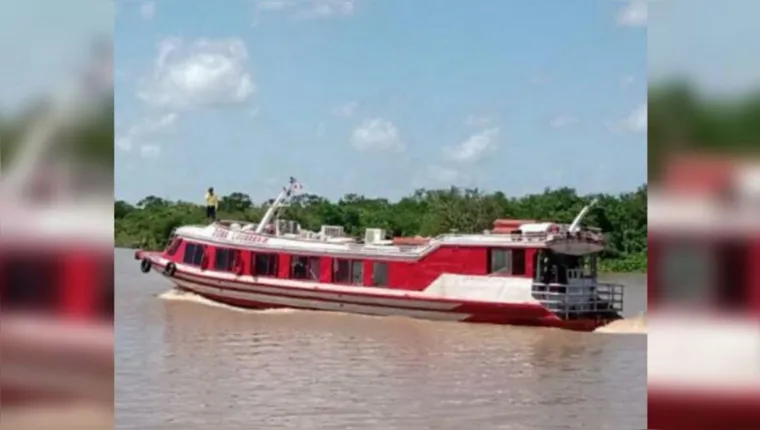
[231,232,269,243]
[213,229,268,243]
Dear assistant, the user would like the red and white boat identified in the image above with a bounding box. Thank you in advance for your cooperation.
[0,44,114,406]
[136,177,624,331]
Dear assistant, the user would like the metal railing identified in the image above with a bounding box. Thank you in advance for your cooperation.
[532,282,624,320]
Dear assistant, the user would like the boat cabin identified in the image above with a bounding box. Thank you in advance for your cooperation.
[163,227,599,288]
[648,156,760,314]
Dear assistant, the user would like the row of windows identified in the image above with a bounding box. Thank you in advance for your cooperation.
[179,243,388,286]
[179,243,538,287]
[1,255,114,320]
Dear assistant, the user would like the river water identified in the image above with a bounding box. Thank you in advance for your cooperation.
[115,248,646,430]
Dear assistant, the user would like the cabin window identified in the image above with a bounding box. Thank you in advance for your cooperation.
[333,259,363,285]
[372,262,389,287]
[99,257,114,320]
[488,249,512,275]
[182,243,206,266]
[716,240,747,309]
[291,256,320,280]
[214,248,239,272]
[166,237,182,256]
[1,254,60,313]
[254,253,278,277]
[511,249,526,275]
[661,242,714,305]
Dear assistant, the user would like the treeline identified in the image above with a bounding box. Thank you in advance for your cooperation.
[0,96,114,169]
[649,80,760,178]
[115,185,647,273]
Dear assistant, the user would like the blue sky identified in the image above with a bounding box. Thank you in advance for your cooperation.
[648,0,760,95]
[114,0,648,203]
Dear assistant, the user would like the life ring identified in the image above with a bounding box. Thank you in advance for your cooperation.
[163,262,177,277]
[140,258,152,273]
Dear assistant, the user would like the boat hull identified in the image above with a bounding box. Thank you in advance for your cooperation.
[143,255,616,332]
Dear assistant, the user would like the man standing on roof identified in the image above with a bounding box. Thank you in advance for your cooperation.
[205,187,219,221]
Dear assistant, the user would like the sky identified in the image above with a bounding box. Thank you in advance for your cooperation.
[111,0,651,204]
[0,0,112,113]
[111,0,650,203]
[648,0,760,95]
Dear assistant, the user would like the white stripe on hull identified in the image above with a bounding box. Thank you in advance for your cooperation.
[167,271,462,311]
[173,279,471,322]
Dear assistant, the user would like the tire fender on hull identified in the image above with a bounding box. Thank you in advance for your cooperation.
[163,262,177,277]
[140,258,152,273]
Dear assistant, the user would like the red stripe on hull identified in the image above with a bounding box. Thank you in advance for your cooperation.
[649,387,760,429]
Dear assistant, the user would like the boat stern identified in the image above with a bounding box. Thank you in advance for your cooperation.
[532,280,625,331]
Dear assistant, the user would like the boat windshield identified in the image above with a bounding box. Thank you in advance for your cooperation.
[534,250,597,284]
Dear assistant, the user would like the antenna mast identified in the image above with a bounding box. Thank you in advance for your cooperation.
[255,177,300,234]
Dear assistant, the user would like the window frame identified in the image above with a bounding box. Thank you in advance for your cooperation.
[371,261,389,287]
[214,247,240,272]
[487,248,512,275]
[253,253,279,277]
[182,242,206,266]
[290,255,321,280]
[1,253,61,313]
[332,258,364,285]
[166,237,182,256]
[511,248,526,275]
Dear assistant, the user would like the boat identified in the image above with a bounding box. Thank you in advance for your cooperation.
[0,43,114,405]
[648,155,760,429]
[135,177,624,331]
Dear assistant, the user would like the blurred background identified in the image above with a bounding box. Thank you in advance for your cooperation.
[648,0,760,429]
[0,0,114,428]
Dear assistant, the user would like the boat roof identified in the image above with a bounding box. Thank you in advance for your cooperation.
[1,198,113,246]
[174,221,602,260]
[649,191,760,236]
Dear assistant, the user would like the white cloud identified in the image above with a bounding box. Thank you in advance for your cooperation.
[608,104,647,133]
[140,144,161,159]
[464,114,493,128]
[116,112,178,153]
[256,0,292,10]
[426,165,461,183]
[549,114,578,129]
[254,0,356,20]
[130,112,178,135]
[617,0,648,27]
[351,118,404,152]
[331,101,357,118]
[140,2,155,20]
[298,0,355,19]
[137,38,255,110]
[620,75,635,89]
[444,127,500,163]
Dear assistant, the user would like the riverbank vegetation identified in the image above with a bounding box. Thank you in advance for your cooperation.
[115,184,647,273]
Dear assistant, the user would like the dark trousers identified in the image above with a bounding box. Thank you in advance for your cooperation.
[206,205,217,220]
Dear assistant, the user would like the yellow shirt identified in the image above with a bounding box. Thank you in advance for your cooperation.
[205,192,218,208]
